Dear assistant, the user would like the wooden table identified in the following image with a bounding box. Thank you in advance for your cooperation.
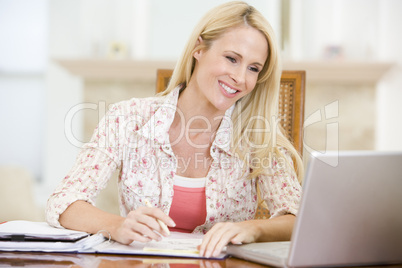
[1,252,402,267]
[0,252,269,267]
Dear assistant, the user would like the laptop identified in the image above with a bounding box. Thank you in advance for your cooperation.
[227,151,402,267]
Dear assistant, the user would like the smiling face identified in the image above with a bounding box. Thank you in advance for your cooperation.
[189,25,269,113]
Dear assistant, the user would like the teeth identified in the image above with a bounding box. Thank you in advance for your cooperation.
[220,82,237,94]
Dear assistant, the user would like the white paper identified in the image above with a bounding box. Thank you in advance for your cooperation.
[0,233,105,252]
[93,232,227,259]
[0,221,88,241]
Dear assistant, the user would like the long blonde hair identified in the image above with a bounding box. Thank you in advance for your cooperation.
[161,1,303,181]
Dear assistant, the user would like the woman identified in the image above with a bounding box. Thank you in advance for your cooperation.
[46,1,303,258]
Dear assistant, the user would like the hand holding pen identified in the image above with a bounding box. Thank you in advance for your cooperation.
[144,199,172,236]
[111,199,175,245]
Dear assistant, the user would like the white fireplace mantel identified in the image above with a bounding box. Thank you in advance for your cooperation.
[56,58,393,84]
[56,59,176,81]
[282,60,393,84]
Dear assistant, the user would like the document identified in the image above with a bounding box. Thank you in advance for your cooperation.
[0,220,88,241]
[91,232,227,259]
[0,220,103,252]
[0,221,228,259]
[0,233,105,252]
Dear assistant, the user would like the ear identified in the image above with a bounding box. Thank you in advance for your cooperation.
[193,36,204,60]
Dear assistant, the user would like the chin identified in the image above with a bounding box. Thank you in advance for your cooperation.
[209,92,240,112]
[212,101,235,113]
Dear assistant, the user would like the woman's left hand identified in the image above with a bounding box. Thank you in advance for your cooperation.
[198,221,260,258]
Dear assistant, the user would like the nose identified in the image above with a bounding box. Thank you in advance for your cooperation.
[230,66,246,85]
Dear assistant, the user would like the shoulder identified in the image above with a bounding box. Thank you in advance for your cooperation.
[110,94,167,115]
[105,94,170,125]
[276,146,293,162]
[253,146,295,177]
[108,85,181,117]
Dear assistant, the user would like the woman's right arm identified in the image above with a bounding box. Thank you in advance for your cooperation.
[59,200,175,244]
[46,146,175,244]
[46,145,176,244]
[47,101,175,244]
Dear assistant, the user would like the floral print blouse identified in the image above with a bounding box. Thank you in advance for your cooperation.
[46,86,302,234]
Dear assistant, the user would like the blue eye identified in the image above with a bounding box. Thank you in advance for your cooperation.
[249,66,259,73]
[226,56,236,63]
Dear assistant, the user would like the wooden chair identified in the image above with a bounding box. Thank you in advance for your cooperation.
[156,69,306,219]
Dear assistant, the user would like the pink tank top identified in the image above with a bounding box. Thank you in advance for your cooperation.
[169,175,207,233]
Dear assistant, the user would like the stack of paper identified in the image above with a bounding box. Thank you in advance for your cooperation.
[0,221,88,241]
[0,221,104,252]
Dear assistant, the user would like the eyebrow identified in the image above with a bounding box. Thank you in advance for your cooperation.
[226,50,264,67]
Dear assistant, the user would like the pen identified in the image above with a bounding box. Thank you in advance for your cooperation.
[144,199,171,236]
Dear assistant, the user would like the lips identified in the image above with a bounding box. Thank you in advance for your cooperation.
[219,81,239,94]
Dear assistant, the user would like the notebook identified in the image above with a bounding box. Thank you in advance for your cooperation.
[227,151,402,267]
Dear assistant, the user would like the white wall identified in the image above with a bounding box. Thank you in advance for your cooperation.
[69,0,280,61]
[0,75,45,178]
[0,0,47,181]
[41,0,84,206]
[293,0,380,60]
[148,0,279,60]
[376,0,402,150]
[0,0,47,73]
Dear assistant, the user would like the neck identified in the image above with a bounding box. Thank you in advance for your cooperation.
[173,86,224,134]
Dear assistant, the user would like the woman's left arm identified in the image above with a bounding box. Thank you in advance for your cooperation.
[198,214,295,258]
[199,147,302,258]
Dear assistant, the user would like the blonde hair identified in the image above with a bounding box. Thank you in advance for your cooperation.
[161,1,303,181]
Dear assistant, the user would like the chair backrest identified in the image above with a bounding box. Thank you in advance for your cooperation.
[156,69,306,219]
